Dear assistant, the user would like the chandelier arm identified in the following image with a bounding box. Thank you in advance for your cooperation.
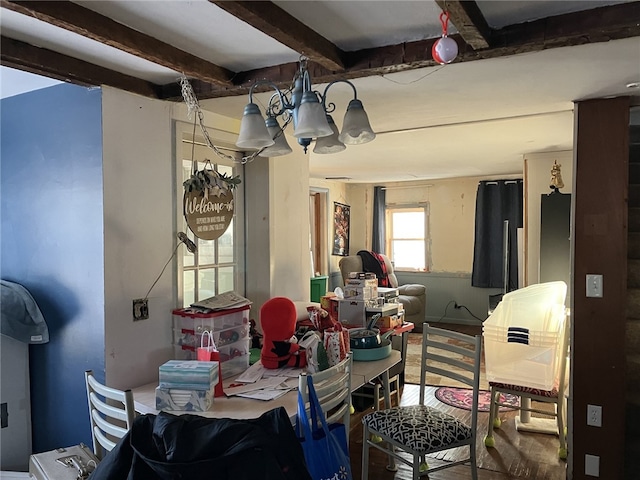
[321,79,358,110]
[248,80,294,115]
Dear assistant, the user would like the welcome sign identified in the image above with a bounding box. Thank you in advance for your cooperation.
[183,189,234,240]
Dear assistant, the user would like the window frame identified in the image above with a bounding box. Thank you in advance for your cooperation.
[385,202,430,272]
[174,121,246,307]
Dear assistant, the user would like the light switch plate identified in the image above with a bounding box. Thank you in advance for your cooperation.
[585,454,600,477]
[586,274,603,298]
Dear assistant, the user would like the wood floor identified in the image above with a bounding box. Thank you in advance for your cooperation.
[349,324,567,480]
[349,385,567,480]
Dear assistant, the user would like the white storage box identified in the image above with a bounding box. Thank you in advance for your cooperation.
[483,281,567,390]
[172,306,251,377]
[173,337,250,377]
[172,305,250,333]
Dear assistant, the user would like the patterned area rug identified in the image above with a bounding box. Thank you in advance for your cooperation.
[435,386,519,412]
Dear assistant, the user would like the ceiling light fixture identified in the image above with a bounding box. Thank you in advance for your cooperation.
[235,56,376,157]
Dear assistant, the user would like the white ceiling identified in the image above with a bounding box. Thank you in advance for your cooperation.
[1,0,639,183]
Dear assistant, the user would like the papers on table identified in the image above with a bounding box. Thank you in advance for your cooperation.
[191,291,252,310]
[226,360,303,401]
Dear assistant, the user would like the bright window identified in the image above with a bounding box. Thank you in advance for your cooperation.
[177,128,245,307]
[386,205,429,271]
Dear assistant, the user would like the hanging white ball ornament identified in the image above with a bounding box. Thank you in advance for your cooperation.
[432,36,458,65]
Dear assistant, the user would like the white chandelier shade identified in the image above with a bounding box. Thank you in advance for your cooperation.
[338,99,376,145]
[258,116,293,157]
[236,103,275,149]
[293,91,333,139]
[313,115,346,154]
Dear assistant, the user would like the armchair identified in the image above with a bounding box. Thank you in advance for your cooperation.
[338,253,426,328]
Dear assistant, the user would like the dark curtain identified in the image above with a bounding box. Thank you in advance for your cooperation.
[471,180,523,290]
[372,186,386,253]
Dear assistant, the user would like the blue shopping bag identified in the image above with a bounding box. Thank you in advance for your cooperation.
[296,375,353,480]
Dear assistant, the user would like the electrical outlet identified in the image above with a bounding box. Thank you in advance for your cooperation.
[585,454,600,477]
[587,404,602,427]
[133,299,149,321]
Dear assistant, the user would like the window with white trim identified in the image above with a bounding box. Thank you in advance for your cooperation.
[386,204,429,271]
[176,127,245,307]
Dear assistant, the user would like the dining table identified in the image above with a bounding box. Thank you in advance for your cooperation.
[132,350,401,422]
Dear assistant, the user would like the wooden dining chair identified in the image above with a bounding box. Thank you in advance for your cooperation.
[298,353,353,441]
[84,370,136,459]
[361,324,482,480]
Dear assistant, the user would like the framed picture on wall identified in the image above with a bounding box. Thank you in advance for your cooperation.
[332,202,350,256]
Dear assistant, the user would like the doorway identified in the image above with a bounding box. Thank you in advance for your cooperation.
[309,189,328,276]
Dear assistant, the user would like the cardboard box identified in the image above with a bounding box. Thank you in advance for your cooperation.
[337,299,366,327]
[378,287,400,302]
[347,272,377,281]
[344,277,378,300]
[159,360,219,389]
[375,314,401,329]
[328,297,340,323]
[320,293,336,311]
[342,284,378,301]
[155,384,215,412]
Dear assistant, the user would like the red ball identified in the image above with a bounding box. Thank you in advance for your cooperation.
[432,36,458,65]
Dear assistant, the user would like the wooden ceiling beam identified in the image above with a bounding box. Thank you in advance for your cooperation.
[178,2,640,100]
[1,36,162,98]
[209,1,345,72]
[2,1,638,102]
[1,0,234,87]
[435,0,491,50]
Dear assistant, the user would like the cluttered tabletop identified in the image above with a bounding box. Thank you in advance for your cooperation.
[135,291,413,420]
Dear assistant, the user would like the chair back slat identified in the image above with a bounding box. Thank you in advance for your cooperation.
[85,370,136,459]
[419,324,482,424]
[298,353,352,442]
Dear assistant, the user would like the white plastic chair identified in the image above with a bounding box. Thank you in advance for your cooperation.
[84,370,136,459]
[361,324,482,480]
[298,353,352,442]
[484,311,571,459]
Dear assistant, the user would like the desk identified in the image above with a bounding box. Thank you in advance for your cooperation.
[132,350,401,421]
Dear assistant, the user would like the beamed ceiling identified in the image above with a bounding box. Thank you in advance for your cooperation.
[2,0,640,182]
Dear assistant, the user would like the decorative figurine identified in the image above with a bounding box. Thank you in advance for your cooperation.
[550,160,564,191]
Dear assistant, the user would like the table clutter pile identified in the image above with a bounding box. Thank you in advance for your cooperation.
[158,284,407,412]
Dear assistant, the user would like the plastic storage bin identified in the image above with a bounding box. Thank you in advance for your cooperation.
[172,305,251,377]
[483,281,567,390]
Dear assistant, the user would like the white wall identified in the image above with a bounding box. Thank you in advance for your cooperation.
[102,87,175,389]
[524,150,573,286]
[352,175,520,274]
[270,149,312,302]
[102,90,314,387]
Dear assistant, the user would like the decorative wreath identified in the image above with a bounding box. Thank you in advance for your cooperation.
[183,160,241,198]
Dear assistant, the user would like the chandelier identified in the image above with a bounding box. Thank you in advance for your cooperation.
[235,57,376,157]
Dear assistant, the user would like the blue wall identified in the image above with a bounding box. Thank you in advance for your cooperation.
[1,83,105,452]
